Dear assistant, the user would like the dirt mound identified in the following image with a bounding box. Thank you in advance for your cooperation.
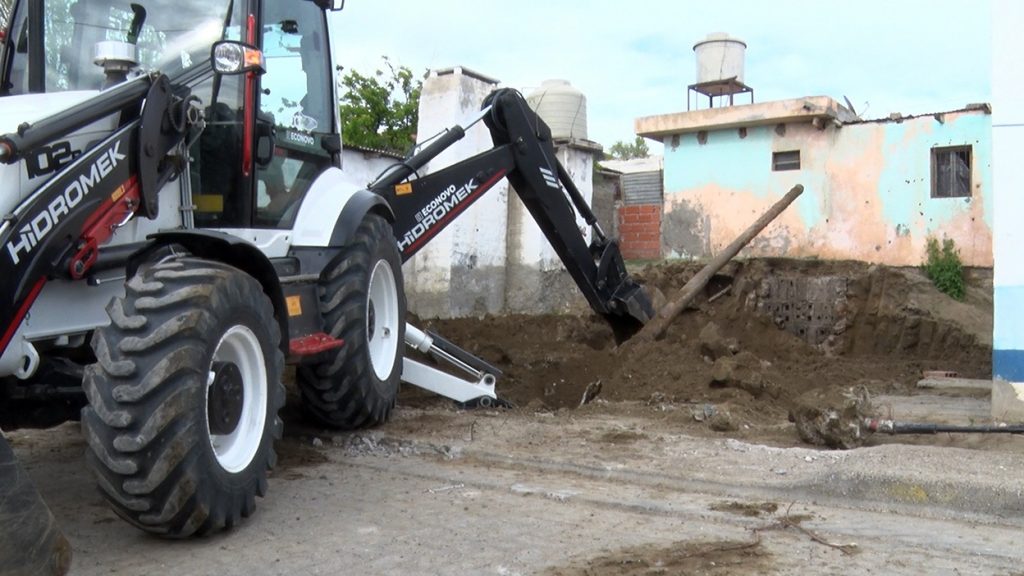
[415,259,992,434]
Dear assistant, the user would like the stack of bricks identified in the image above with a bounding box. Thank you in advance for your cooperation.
[617,204,662,260]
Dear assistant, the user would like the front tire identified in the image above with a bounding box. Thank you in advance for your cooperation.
[298,213,406,429]
[82,258,285,537]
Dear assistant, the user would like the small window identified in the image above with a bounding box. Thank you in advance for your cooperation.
[772,150,801,171]
[932,146,972,198]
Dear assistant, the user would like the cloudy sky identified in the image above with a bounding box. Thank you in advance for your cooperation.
[330,0,991,150]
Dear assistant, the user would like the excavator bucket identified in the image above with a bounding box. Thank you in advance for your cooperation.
[0,433,71,576]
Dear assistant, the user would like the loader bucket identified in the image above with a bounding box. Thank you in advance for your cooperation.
[0,433,71,576]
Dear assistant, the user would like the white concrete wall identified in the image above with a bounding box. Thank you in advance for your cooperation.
[509,146,593,270]
[992,0,1024,390]
[339,148,399,188]
[404,67,599,318]
[403,68,509,318]
[505,142,596,314]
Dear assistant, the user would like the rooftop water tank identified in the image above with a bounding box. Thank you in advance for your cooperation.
[526,79,588,140]
[693,33,747,85]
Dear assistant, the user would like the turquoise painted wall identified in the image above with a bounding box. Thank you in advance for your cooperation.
[876,113,993,232]
[661,110,992,264]
[664,124,830,233]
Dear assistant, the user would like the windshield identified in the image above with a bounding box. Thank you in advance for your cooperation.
[4,0,240,94]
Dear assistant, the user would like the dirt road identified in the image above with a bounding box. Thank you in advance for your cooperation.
[11,402,1024,575]
[9,259,1020,574]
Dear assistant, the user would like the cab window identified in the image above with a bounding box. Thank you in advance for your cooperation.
[254,1,333,228]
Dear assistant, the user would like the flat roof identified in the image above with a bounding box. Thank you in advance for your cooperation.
[429,66,500,86]
[635,96,858,140]
[635,97,992,140]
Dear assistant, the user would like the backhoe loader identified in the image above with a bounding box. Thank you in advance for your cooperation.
[0,1,651,572]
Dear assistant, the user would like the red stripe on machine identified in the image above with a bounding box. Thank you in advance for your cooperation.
[0,277,47,356]
[403,169,508,256]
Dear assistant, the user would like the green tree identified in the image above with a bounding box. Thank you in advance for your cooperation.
[608,136,650,160]
[339,57,422,154]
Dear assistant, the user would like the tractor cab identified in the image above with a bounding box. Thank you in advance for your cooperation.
[0,0,340,231]
[1,0,236,94]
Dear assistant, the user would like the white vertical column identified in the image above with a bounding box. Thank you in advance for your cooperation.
[403,67,509,319]
[505,140,599,314]
[991,0,1024,419]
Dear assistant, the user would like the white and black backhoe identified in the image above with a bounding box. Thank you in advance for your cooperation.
[0,1,652,572]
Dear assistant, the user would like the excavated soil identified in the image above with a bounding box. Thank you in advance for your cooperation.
[544,539,771,576]
[408,259,993,446]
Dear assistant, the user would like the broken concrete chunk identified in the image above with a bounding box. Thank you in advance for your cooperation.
[710,351,777,398]
[790,386,873,449]
[708,409,738,432]
[699,322,737,361]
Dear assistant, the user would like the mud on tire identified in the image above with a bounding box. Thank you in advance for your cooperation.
[81,257,285,537]
[298,213,406,429]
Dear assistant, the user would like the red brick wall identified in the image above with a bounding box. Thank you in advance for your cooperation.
[617,204,661,260]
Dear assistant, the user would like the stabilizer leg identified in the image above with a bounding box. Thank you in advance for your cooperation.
[402,323,509,406]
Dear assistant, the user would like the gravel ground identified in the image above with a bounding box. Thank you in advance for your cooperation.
[9,404,1024,575]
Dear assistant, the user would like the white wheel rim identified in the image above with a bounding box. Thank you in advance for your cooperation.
[367,259,400,381]
[206,325,268,473]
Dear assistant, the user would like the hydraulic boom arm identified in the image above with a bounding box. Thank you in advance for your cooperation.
[371,88,654,340]
[0,74,191,359]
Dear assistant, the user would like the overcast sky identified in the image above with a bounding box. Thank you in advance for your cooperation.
[330,0,991,150]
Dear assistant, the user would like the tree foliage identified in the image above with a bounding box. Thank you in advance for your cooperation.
[608,136,650,160]
[339,57,422,154]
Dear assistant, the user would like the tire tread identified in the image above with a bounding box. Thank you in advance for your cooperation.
[82,258,285,537]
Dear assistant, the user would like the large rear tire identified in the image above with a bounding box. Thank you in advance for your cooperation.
[298,213,406,429]
[81,258,285,537]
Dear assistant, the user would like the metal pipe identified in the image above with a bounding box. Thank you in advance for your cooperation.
[370,106,494,191]
[0,75,151,163]
[864,418,1024,435]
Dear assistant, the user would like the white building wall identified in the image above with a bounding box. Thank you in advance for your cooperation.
[992,0,1024,404]
[339,148,399,188]
[504,142,596,314]
[403,67,509,318]
[404,67,599,318]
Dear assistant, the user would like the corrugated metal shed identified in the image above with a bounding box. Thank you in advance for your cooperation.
[621,171,663,205]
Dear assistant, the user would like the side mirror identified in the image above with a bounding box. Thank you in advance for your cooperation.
[211,40,265,76]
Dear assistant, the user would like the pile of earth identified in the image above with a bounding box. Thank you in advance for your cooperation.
[407,258,992,439]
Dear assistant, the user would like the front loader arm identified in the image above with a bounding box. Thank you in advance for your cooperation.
[372,88,653,340]
[0,74,189,358]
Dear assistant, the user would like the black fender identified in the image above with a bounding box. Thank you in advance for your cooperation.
[127,230,288,353]
[328,189,394,247]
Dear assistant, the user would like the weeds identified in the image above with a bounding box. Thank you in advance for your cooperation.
[923,236,965,300]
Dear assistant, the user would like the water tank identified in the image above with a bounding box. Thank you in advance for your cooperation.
[693,33,747,84]
[526,79,588,140]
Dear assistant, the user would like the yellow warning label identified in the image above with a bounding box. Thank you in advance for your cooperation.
[286,295,302,317]
[110,184,126,202]
[395,182,413,196]
[194,194,224,212]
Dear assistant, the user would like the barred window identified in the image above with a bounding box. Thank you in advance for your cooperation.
[931,146,972,198]
[772,150,801,171]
